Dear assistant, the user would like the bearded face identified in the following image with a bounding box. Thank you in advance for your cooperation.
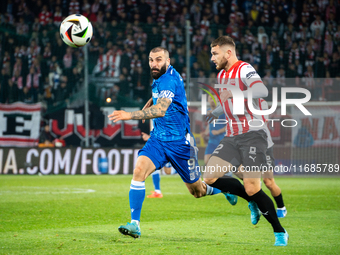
[150,62,167,79]
[215,56,228,71]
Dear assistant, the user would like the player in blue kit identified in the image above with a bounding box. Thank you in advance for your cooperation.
[108,47,230,238]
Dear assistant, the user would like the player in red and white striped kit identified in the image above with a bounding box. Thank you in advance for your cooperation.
[234,98,287,218]
[203,36,288,246]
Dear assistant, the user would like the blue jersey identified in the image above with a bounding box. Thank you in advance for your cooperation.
[150,65,190,141]
[209,112,225,144]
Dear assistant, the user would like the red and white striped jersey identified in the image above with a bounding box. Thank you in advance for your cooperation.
[217,60,266,137]
[94,52,121,77]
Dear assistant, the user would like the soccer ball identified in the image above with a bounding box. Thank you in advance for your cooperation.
[60,14,93,48]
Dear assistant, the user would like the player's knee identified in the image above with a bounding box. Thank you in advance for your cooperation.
[244,185,259,196]
[263,178,274,189]
[133,166,147,181]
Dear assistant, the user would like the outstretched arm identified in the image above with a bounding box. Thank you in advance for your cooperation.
[141,97,153,123]
[108,97,171,122]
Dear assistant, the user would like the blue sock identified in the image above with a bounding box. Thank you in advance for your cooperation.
[129,180,145,222]
[151,171,161,192]
[204,182,222,195]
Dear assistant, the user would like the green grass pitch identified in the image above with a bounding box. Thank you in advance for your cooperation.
[1,175,340,254]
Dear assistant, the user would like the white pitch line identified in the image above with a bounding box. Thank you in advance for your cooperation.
[0,188,96,195]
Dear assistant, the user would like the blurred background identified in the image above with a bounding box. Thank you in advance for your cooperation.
[0,0,339,175]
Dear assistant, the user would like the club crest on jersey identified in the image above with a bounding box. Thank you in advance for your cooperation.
[230,79,236,86]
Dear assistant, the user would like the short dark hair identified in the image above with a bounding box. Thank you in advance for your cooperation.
[150,47,169,58]
[210,36,236,49]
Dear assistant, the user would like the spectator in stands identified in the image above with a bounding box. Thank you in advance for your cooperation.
[263,69,274,87]
[0,69,9,104]
[286,63,298,78]
[218,7,228,26]
[12,69,24,97]
[117,73,129,98]
[39,5,52,27]
[69,0,80,15]
[257,26,268,44]
[41,29,50,48]
[197,45,211,74]
[63,47,73,74]
[310,13,325,36]
[22,6,35,26]
[53,6,62,26]
[323,71,334,100]
[69,66,83,94]
[272,16,284,38]
[324,34,334,57]
[53,75,69,104]
[2,0,340,106]
[26,66,40,103]
[304,65,315,94]
[305,44,316,68]
[27,39,41,59]
[6,78,18,104]
[295,59,304,77]
[20,86,33,103]
[43,76,53,106]
[277,4,287,23]
[132,66,149,103]
[276,65,286,87]
[39,123,54,146]
[16,17,29,36]
[249,4,259,24]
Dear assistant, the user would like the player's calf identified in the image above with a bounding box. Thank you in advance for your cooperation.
[263,178,281,197]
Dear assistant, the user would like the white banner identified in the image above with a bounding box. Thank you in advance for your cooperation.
[0,102,41,147]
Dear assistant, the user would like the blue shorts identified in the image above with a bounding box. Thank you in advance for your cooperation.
[139,135,200,184]
[205,141,219,155]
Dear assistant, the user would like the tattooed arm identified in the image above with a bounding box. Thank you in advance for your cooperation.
[141,97,153,124]
[108,97,171,122]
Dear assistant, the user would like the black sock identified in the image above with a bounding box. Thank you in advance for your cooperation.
[274,193,285,208]
[250,189,284,233]
[210,177,251,202]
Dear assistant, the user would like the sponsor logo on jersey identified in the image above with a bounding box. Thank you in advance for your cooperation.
[159,90,175,99]
[246,71,256,79]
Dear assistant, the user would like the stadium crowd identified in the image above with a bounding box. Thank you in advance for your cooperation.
[1,0,340,106]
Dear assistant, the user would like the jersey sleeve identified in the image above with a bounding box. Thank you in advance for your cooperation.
[240,64,263,88]
[158,77,176,102]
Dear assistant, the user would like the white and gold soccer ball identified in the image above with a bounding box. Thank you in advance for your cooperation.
[60,14,93,48]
